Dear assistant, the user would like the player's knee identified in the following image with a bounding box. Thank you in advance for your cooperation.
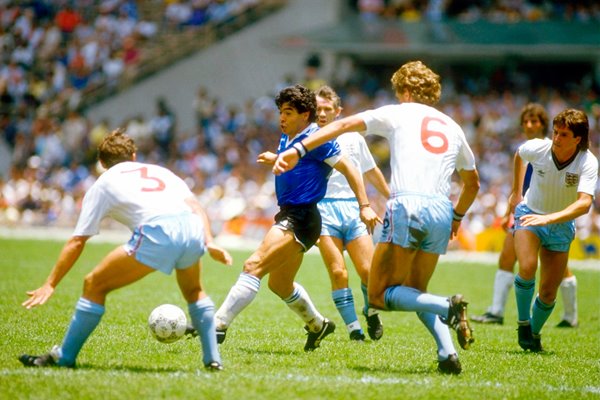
[329,265,348,286]
[82,272,108,299]
[179,285,202,303]
[368,291,385,310]
[538,287,557,304]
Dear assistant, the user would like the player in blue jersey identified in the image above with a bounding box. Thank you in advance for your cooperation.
[274,62,480,374]
[509,108,597,352]
[19,130,233,371]
[471,104,579,328]
[314,85,390,342]
[213,84,380,351]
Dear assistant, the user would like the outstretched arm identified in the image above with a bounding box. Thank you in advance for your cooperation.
[257,151,277,166]
[22,235,90,309]
[185,197,233,266]
[334,156,381,234]
[273,115,367,175]
[519,192,593,227]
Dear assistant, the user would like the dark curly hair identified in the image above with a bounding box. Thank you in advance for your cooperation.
[275,84,317,122]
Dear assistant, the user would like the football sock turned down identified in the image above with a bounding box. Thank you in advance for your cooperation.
[188,297,221,366]
[332,288,362,333]
[284,282,324,332]
[417,311,456,361]
[384,285,450,317]
[59,297,105,367]
[214,272,260,328]
[514,275,536,322]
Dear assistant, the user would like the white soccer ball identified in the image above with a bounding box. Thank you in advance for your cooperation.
[148,304,188,343]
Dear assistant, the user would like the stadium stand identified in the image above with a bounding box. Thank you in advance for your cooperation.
[0,0,598,259]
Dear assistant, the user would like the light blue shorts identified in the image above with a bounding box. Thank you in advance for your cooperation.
[123,213,206,275]
[318,198,368,246]
[378,193,452,254]
[514,203,575,252]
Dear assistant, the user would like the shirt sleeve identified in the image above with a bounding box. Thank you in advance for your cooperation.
[357,135,377,173]
[578,152,599,196]
[72,182,110,236]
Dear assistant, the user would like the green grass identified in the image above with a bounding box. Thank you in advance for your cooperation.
[1,238,599,399]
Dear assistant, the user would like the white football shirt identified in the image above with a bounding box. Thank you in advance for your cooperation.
[359,103,476,197]
[519,138,598,214]
[73,161,195,236]
[323,131,377,199]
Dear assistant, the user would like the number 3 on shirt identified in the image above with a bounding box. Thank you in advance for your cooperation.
[122,166,166,192]
[421,116,448,154]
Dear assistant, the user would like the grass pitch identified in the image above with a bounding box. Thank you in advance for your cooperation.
[0,237,598,399]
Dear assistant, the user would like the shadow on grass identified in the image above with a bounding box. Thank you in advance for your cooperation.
[506,349,556,356]
[351,364,432,375]
[237,346,299,356]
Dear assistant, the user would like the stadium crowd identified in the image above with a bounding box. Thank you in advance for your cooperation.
[1,1,599,258]
[352,0,600,22]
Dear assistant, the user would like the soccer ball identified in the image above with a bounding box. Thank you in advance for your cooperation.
[148,304,188,343]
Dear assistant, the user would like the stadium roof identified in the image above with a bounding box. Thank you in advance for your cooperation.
[277,16,600,63]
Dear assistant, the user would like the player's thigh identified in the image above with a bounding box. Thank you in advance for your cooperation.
[84,246,155,302]
[346,234,375,284]
[368,243,415,308]
[318,235,347,287]
[244,227,302,278]
[404,250,440,292]
[513,229,541,279]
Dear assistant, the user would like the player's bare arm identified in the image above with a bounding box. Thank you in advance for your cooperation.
[333,156,381,234]
[364,167,391,199]
[185,196,232,266]
[22,235,90,309]
[257,151,277,165]
[506,151,526,216]
[519,192,593,227]
[273,115,367,175]
[451,169,480,238]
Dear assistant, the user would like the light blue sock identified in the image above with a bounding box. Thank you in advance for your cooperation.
[59,297,105,367]
[360,283,369,316]
[188,296,221,366]
[384,285,450,317]
[531,296,555,335]
[332,288,361,333]
[514,275,536,322]
[417,311,456,361]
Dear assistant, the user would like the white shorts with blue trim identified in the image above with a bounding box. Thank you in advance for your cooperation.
[123,213,206,275]
[318,198,368,245]
[514,203,575,252]
[379,193,452,254]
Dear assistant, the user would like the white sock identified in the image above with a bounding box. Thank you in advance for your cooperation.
[560,275,578,325]
[284,282,324,332]
[214,273,260,329]
[488,270,514,316]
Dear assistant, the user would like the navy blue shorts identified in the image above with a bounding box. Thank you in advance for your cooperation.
[274,204,321,251]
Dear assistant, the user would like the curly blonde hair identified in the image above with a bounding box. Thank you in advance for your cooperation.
[391,61,441,106]
[98,128,137,168]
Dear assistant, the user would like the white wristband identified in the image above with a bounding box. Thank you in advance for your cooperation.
[292,142,307,158]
